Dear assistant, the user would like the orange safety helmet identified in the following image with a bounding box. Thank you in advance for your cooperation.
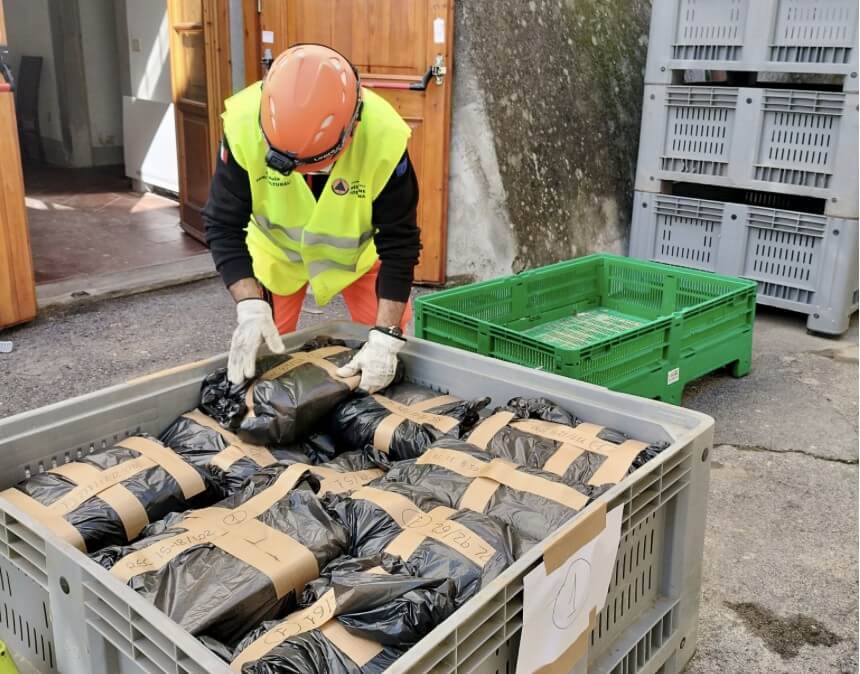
[260,44,362,175]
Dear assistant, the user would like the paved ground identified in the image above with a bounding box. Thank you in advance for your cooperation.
[0,281,857,672]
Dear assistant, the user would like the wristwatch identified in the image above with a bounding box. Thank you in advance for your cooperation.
[374,325,404,339]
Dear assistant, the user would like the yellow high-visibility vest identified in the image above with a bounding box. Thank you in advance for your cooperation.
[222,83,411,304]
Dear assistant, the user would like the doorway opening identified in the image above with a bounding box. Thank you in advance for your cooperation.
[5,0,211,292]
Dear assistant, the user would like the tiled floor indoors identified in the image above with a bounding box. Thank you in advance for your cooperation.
[25,165,207,285]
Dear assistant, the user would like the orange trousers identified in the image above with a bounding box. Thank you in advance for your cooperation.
[272,262,412,334]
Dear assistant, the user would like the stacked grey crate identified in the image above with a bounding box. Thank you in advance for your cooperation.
[629,0,859,334]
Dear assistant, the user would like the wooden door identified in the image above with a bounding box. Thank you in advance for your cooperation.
[0,0,37,328]
[253,0,454,284]
[167,0,231,243]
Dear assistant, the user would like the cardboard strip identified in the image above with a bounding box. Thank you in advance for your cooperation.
[511,420,649,485]
[371,394,461,453]
[183,409,278,470]
[0,488,87,551]
[117,437,207,499]
[466,411,516,449]
[351,487,495,567]
[543,502,608,574]
[532,608,596,674]
[321,621,384,667]
[230,589,339,671]
[418,448,589,513]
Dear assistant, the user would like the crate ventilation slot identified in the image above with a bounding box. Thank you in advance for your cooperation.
[672,0,747,61]
[770,0,857,64]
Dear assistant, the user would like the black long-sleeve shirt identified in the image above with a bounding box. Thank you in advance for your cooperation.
[203,139,421,302]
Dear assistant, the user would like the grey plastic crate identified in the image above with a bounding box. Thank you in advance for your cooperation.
[0,322,714,674]
[629,191,859,334]
[645,0,860,91]
[635,85,859,218]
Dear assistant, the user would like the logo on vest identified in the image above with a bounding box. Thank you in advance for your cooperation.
[331,178,350,196]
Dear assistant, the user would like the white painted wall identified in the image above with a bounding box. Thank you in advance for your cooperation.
[122,0,178,191]
[4,0,63,142]
[78,0,123,155]
[126,1,172,103]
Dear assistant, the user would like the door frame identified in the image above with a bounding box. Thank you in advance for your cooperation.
[168,0,233,243]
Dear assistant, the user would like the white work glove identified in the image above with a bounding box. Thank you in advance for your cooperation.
[227,299,285,384]
[336,328,406,393]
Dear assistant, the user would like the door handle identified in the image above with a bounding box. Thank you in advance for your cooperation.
[363,55,447,91]
[0,46,14,94]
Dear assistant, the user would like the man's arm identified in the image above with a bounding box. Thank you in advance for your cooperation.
[203,139,262,302]
[371,151,421,327]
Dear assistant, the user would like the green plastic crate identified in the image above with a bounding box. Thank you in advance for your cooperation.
[414,254,756,404]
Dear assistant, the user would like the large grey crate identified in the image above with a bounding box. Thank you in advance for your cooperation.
[0,322,714,674]
[635,85,859,218]
[629,191,859,334]
[645,0,860,91]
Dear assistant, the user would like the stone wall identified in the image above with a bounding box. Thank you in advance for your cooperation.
[445,0,652,281]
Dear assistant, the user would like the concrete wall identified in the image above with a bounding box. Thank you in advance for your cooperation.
[78,0,124,165]
[446,0,651,279]
[4,0,64,155]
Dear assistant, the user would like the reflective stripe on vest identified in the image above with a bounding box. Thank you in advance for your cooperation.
[222,84,411,304]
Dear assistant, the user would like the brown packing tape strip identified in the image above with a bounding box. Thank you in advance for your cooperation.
[48,459,152,541]
[371,395,461,453]
[409,394,461,411]
[211,517,319,599]
[225,463,311,517]
[260,346,360,388]
[384,505,458,561]
[112,463,312,583]
[230,589,339,671]
[47,457,154,515]
[183,410,278,470]
[112,508,319,598]
[532,608,596,674]
[315,468,384,496]
[467,411,516,449]
[321,621,384,667]
[116,437,207,500]
[542,444,586,477]
[0,488,87,551]
[245,347,360,419]
[512,420,649,485]
[543,502,608,574]
[419,448,589,513]
[351,487,495,568]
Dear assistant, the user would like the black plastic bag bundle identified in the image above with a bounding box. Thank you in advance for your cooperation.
[223,554,458,674]
[0,435,220,553]
[200,337,362,446]
[330,382,490,460]
[159,409,309,496]
[327,481,513,605]
[466,397,669,487]
[379,440,607,557]
[91,464,348,645]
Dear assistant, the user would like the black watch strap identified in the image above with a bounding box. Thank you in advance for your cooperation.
[374,325,404,339]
